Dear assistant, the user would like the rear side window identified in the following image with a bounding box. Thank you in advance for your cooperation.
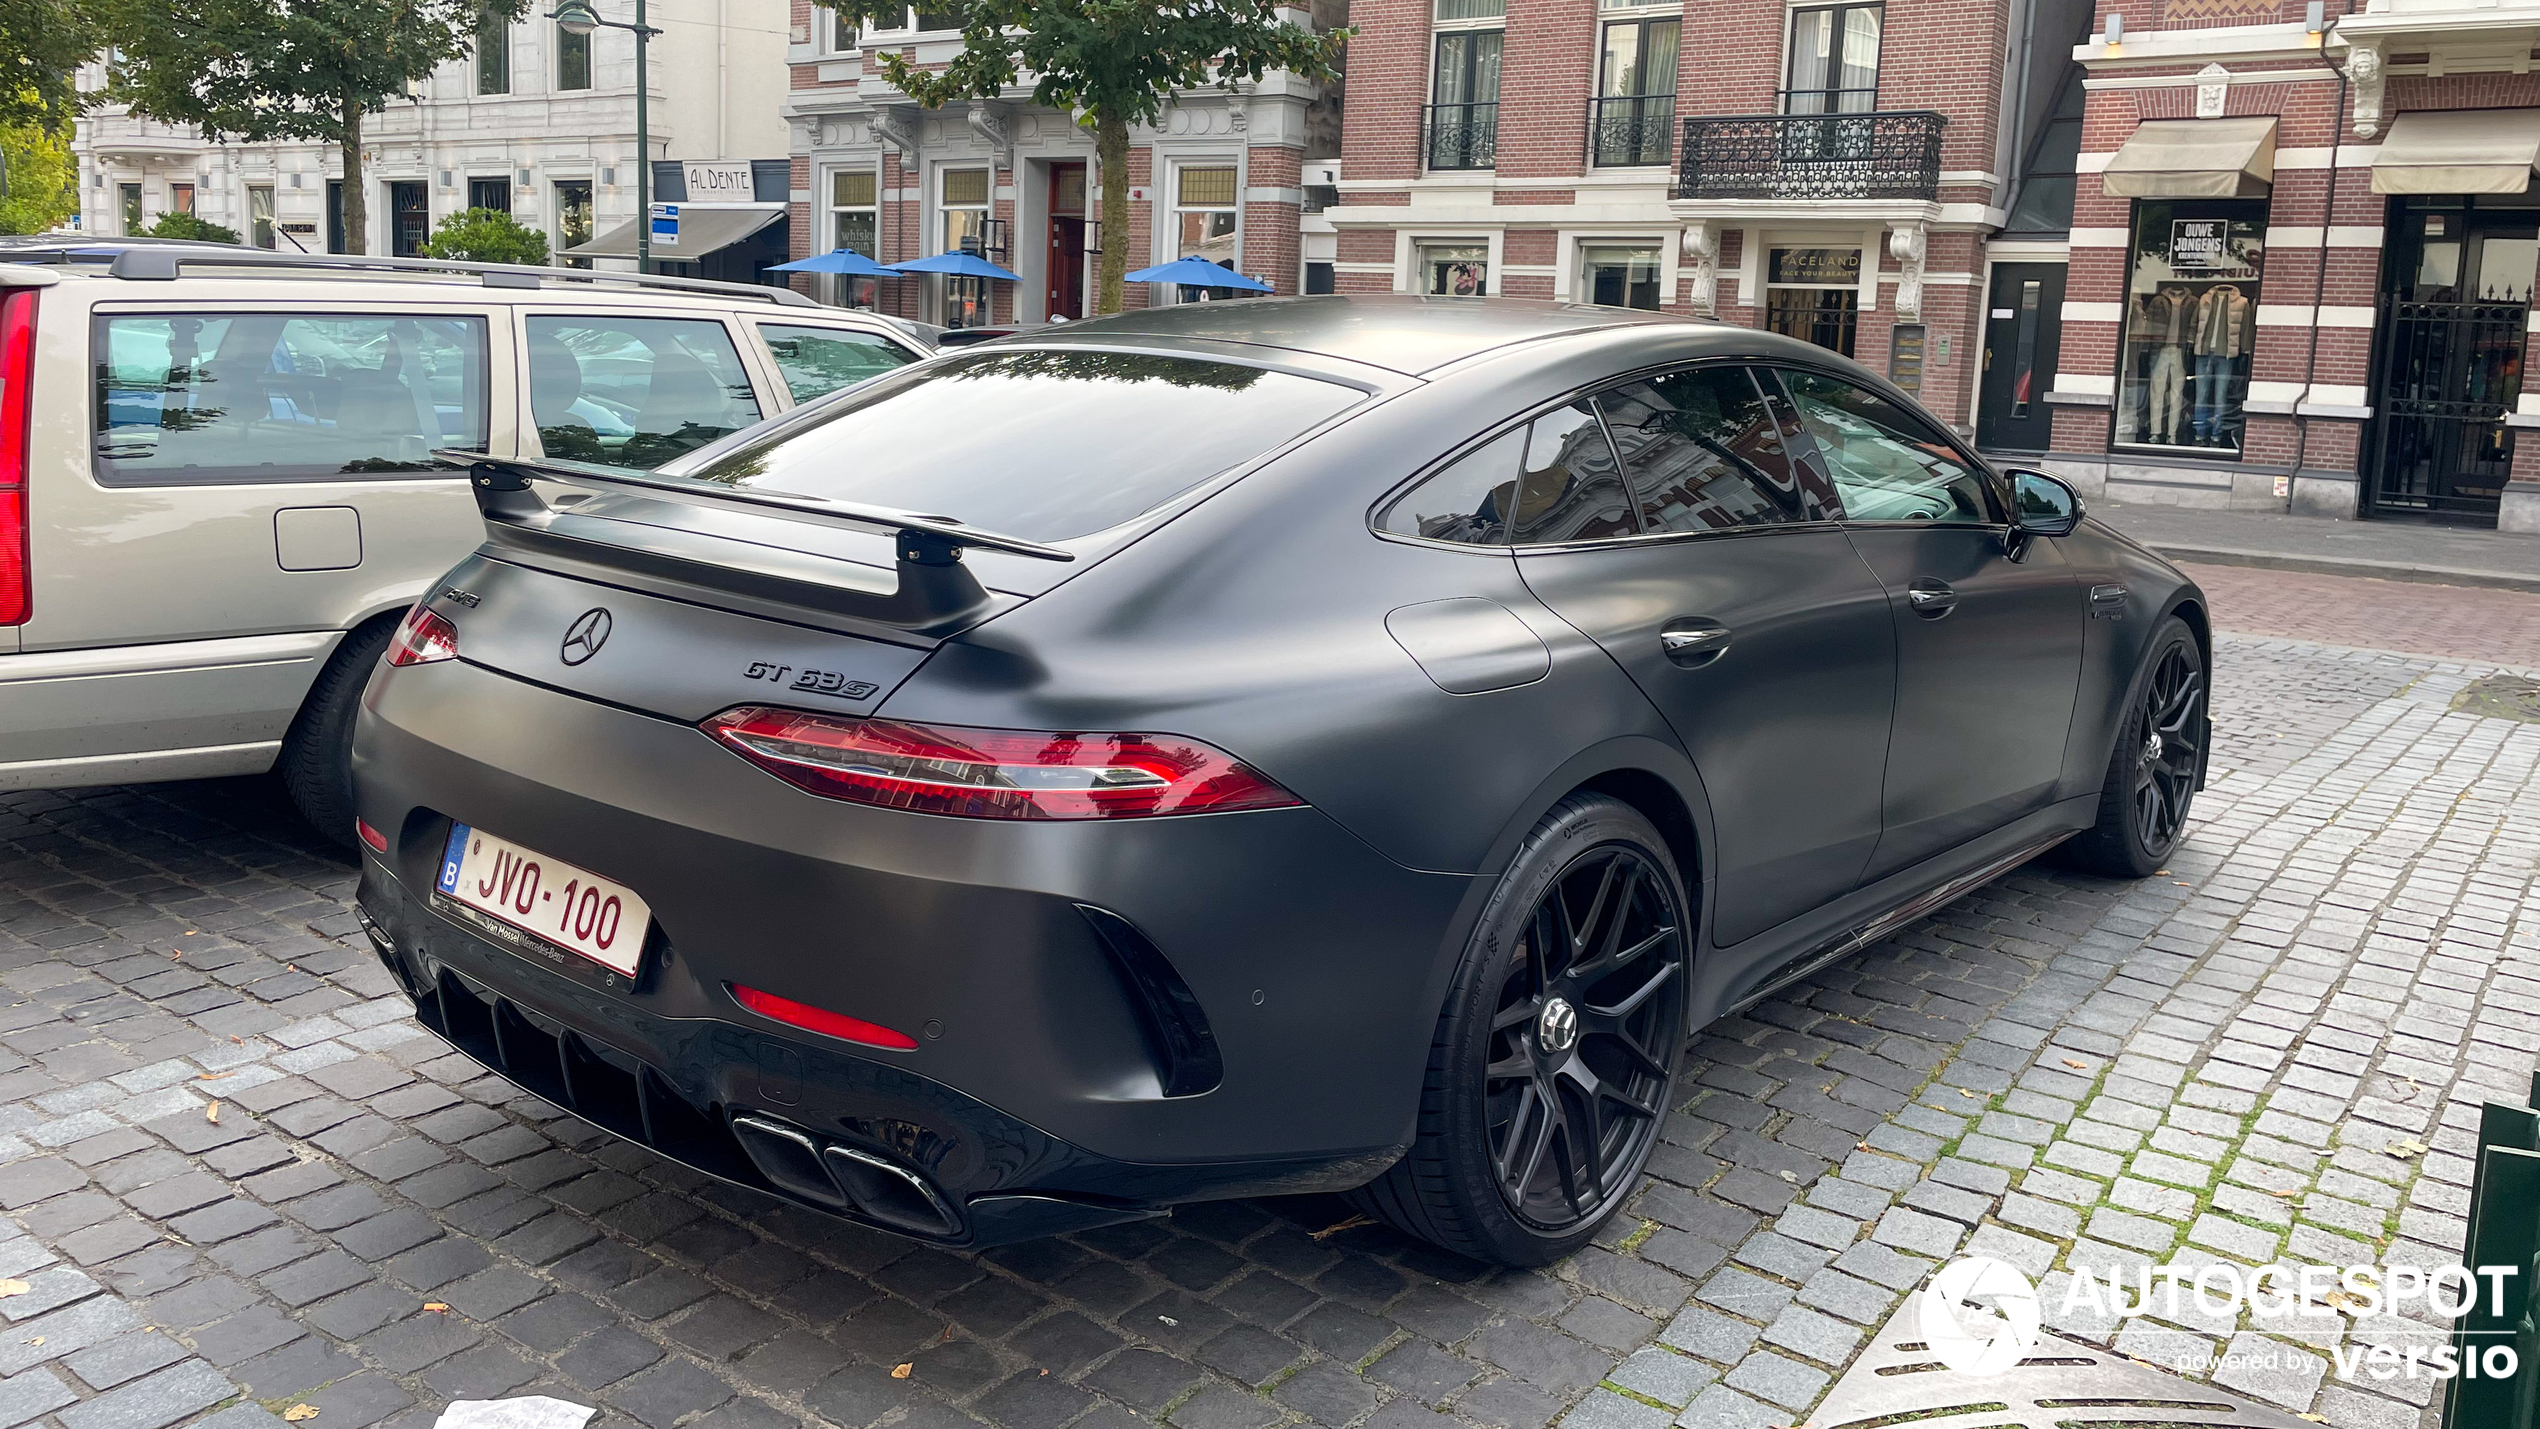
[1597,366,1835,533]
[675,348,1363,543]
[1373,402,1638,548]
[757,323,917,403]
[527,315,762,471]
[93,313,487,485]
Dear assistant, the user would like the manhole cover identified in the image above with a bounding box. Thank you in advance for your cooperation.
[2453,674,2540,723]
[1801,1290,2322,1429]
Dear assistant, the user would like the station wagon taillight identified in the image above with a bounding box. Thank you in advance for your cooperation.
[0,289,34,626]
[701,707,1303,820]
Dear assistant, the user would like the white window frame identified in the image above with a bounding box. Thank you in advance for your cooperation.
[859,6,962,42]
[826,163,883,305]
[1571,236,1670,309]
[933,164,992,326]
[1162,158,1243,304]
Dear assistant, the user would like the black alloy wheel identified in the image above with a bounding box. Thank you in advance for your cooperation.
[1352,794,1690,1265]
[1486,846,1685,1231]
[2066,616,2205,877]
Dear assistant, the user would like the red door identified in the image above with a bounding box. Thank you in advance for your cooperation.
[1048,163,1087,320]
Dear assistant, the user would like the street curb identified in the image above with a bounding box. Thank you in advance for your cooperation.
[2150,542,2540,595]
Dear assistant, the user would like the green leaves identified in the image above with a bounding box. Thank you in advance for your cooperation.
[419,205,550,264]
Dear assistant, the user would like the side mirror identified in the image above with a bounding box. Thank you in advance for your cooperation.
[2008,469,2083,538]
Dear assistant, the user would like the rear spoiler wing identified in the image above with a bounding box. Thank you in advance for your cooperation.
[441,451,1072,636]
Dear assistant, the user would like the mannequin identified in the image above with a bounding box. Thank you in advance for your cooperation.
[2193,283,2251,445]
[2141,285,2193,444]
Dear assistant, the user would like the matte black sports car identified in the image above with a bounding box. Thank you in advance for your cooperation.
[350,296,2208,1266]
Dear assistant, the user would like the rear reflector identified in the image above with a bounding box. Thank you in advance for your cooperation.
[0,289,35,626]
[729,983,918,1050]
[355,819,389,853]
[701,707,1304,820]
[387,605,458,666]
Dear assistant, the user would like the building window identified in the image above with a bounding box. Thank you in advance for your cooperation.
[477,11,510,95]
[118,182,141,235]
[2114,201,2264,455]
[555,180,593,266]
[2004,68,2080,235]
[557,23,591,89]
[1784,3,1881,115]
[169,183,194,216]
[939,167,991,328]
[1171,165,1240,301]
[1593,13,1676,167]
[469,176,513,214]
[831,168,880,306]
[1306,261,1335,295]
[859,5,959,37]
[1426,26,1501,171]
[1580,244,1661,310]
[247,185,275,248]
[1764,246,1861,356]
[1421,242,1488,296]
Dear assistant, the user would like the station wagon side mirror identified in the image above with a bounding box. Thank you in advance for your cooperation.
[2007,469,2083,539]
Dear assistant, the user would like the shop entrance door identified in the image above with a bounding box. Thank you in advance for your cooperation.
[2370,200,2538,523]
[1976,263,2064,453]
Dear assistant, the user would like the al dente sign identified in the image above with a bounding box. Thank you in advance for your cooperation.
[683,161,756,199]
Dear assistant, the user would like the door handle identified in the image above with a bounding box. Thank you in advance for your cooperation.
[1660,622,1732,667]
[1905,580,1958,618]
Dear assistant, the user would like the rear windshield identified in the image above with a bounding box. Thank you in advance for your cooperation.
[671,347,1364,543]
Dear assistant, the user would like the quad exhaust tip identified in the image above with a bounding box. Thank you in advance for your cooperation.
[730,1112,962,1238]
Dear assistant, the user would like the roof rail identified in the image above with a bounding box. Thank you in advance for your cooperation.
[101,246,821,308]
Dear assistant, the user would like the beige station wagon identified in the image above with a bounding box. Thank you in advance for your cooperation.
[0,241,932,842]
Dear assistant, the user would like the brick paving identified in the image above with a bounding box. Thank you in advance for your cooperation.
[2183,561,2540,669]
[0,578,2526,1428]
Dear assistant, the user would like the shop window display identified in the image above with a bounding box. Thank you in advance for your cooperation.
[2114,202,2263,454]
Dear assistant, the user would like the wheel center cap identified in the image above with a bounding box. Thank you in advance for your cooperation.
[1537,997,1580,1056]
[2144,732,2163,763]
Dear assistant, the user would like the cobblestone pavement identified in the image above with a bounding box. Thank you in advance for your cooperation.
[0,620,2529,1429]
[2183,560,2540,668]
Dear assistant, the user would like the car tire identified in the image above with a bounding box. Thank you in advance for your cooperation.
[279,617,398,848]
[1353,793,1691,1266]
[2062,615,2206,879]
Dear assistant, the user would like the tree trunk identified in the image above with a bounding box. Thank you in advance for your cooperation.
[1095,107,1129,316]
[339,92,366,255]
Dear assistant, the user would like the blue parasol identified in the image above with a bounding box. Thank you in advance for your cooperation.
[771,248,898,277]
[1123,257,1273,292]
[888,251,1023,281]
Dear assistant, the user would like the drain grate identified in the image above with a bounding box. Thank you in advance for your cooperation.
[1800,1291,2324,1429]
[2451,673,2540,724]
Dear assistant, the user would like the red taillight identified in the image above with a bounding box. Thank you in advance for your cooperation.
[700,706,1304,820]
[387,605,458,666]
[0,289,35,627]
[730,983,917,1050]
[355,819,389,853]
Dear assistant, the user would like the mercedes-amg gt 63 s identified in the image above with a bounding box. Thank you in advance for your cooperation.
[349,296,2208,1266]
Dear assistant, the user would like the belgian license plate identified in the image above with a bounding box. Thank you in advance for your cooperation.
[435,824,652,977]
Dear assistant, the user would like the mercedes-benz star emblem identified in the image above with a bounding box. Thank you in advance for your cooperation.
[1537,997,1580,1056]
[560,608,613,666]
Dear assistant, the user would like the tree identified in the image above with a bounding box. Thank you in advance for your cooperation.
[827,0,1342,315]
[0,117,75,234]
[420,206,549,264]
[143,211,242,243]
[98,0,525,254]
[0,0,98,132]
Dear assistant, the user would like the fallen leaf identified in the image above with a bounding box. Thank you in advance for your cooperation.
[229,1036,241,1044]
[197,1072,229,1081]
[25,1337,40,1347]
[2268,1187,2299,1198]
[423,1303,449,1313]
[0,1280,28,1298]
[891,1363,914,1380]
[1776,1169,1797,1183]
[2385,1138,2429,1160]
[1855,1143,1870,1152]
[2301,1416,2328,1424]
[206,1102,220,1124]
[2061,1059,2088,1071]
[1310,1214,1373,1241]
[284,1407,319,1423]
[1958,1088,1978,1099]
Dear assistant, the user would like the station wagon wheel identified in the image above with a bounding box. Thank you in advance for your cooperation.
[1485,845,1685,1232]
[2063,615,2204,879]
[1350,793,1690,1265]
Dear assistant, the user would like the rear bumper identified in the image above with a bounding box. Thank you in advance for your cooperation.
[351,655,1478,1243]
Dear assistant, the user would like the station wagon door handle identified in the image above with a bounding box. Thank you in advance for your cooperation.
[1659,622,1732,668]
[1906,580,1958,618]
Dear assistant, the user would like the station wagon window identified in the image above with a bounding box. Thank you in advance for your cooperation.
[92,313,488,486]
[1774,369,1993,524]
[1598,366,1839,532]
[525,315,762,470]
[755,323,917,403]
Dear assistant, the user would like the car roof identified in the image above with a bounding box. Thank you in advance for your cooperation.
[1033,294,1696,375]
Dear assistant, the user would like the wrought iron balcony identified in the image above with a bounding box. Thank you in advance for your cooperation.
[1422,102,1498,171]
[1676,110,1946,202]
[1590,95,1675,168]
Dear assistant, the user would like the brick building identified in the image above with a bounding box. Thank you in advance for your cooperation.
[777,3,1341,326]
[2048,0,2540,533]
[1327,0,2094,442]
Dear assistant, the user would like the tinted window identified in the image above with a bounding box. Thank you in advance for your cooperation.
[757,323,917,403]
[94,314,487,485]
[676,348,1362,543]
[1507,404,1636,545]
[527,315,762,471]
[1597,366,1834,534]
[1378,427,1523,545]
[1776,369,1994,523]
